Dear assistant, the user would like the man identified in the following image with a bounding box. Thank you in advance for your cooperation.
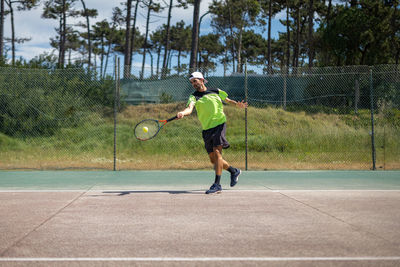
[177,72,248,194]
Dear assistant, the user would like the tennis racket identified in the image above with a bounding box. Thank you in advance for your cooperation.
[134,115,178,141]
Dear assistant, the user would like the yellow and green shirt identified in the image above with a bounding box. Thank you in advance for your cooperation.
[187,88,228,130]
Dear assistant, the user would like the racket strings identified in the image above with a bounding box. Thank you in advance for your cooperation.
[134,120,160,140]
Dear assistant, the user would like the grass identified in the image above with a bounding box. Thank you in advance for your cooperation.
[1,103,399,170]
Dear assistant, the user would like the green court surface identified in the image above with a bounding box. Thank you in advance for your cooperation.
[0,170,399,190]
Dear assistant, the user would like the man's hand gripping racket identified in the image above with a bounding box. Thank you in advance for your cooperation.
[134,115,178,141]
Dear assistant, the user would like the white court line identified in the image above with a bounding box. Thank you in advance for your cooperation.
[1,257,400,262]
[1,189,400,193]
[0,190,87,192]
[269,190,400,192]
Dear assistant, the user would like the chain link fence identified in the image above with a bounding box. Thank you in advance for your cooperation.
[1,64,399,170]
[0,67,116,170]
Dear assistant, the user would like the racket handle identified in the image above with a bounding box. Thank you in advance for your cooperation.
[166,115,178,122]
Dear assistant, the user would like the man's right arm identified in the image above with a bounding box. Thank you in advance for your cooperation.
[177,102,195,119]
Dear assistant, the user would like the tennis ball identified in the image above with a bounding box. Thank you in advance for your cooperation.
[143,126,148,133]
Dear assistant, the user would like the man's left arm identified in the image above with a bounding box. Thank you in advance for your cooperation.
[225,97,248,109]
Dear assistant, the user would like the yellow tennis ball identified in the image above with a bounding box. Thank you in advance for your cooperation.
[143,126,148,133]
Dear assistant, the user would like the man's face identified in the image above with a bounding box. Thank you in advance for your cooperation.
[190,78,204,90]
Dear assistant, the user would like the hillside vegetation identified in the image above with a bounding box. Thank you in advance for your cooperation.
[0,103,399,170]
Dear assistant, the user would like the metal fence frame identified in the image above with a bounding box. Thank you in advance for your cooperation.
[0,63,399,170]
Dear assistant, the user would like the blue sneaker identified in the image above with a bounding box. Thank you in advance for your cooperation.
[205,183,222,194]
[230,168,241,187]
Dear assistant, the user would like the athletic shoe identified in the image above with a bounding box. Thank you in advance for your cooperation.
[230,168,241,187]
[205,183,222,194]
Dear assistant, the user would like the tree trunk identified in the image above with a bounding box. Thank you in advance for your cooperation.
[58,0,66,68]
[68,48,71,65]
[177,48,181,75]
[189,0,200,72]
[391,0,399,65]
[80,0,91,70]
[223,48,227,76]
[103,19,118,78]
[237,22,243,73]
[197,11,209,65]
[324,0,332,65]
[156,43,161,77]
[62,0,67,67]
[103,31,113,79]
[0,0,4,63]
[58,15,63,67]
[167,49,172,69]
[292,0,301,69]
[326,0,332,23]
[129,0,139,67]
[8,2,15,65]
[124,0,132,78]
[267,0,272,74]
[227,0,235,73]
[149,50,153,77]
[100,35,104,78]
[162,0,173,77]
[286,0,290,72]
[141,0,152,80]
[308,0,314,68]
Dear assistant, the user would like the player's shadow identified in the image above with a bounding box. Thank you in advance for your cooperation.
[102,190,204,196]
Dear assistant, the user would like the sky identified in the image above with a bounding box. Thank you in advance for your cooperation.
[3,0,287,71]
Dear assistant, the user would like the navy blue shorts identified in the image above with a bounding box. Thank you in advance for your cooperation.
[202,123,230,154]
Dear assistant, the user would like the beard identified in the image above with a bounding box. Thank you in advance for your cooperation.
[193,83,202,90]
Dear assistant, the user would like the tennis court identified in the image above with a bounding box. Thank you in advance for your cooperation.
[1,170,400,266]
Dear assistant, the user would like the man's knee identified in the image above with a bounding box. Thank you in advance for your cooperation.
[213,146,223,159]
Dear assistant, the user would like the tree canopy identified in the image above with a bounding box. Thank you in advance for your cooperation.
[0,0,399,76]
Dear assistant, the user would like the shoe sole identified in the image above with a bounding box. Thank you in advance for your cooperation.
[230,170,241,187]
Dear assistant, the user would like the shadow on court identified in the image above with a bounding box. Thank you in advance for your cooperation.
[102,190,205,195]
[1,171,400,266]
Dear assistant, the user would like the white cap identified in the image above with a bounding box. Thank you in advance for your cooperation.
[189,72,208,83]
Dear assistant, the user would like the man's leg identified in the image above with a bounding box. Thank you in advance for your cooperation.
[210,146,228,171]
[205,145,240,194]
[209,149,229,172]
[211,146,241,187]
[213,145,223,178]
[205,146,225,194]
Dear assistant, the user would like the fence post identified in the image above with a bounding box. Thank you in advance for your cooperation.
[244,59,248,171]
[369,68,376,170]
[113,57,120,171]
[354,77,359,114]
[283,68,287,110]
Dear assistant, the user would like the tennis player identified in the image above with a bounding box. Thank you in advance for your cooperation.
[177,72,247,194]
